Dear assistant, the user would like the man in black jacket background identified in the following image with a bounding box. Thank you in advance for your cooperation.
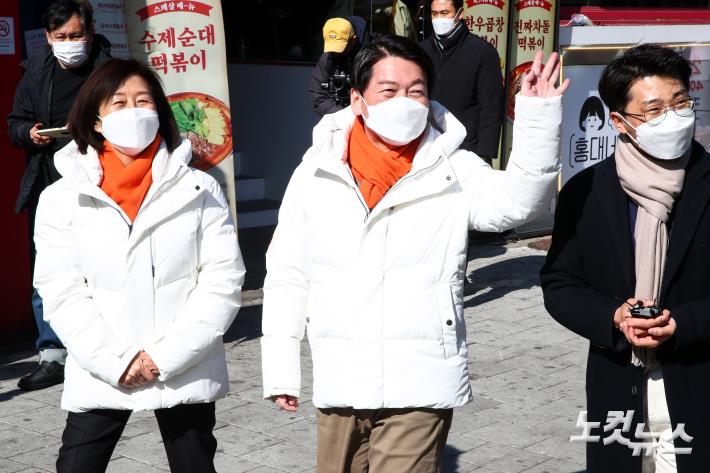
[7,0,111,391]
[421,0,504,164]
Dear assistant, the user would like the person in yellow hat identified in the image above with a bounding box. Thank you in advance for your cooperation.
[309,17,361,116]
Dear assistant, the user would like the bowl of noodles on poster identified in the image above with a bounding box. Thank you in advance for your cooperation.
[168,92,232,171]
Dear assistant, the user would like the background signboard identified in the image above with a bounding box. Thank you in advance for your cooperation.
[0,17,16,55]
[503,0,558,167]
[462,0,510,73]
[503,0,559,235]
[559,63,616,185]
[560,43,710,186]
[124,0,237,220]
[90,0,131,58]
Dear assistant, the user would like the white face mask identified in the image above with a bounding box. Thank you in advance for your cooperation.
[431,9,462,36]
[51,41,88,68]
[359,94,429,147]
[99,108,160,156]
[619,112,695,160]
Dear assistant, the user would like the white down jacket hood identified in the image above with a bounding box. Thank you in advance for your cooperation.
[33,138,245,413]
[262,95,562,409]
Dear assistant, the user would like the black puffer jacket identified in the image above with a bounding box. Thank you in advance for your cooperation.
[7,35,111,213]
[421,23,504,162]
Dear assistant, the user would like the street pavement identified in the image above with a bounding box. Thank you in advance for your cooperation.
[0,237,588,473]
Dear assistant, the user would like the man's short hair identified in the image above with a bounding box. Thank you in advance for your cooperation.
[43,0,94,33]
[351,35,436,94]
[431,0,464,10]
[598,44,692,114]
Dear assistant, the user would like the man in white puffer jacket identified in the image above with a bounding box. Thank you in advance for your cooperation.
[262,35,568,473]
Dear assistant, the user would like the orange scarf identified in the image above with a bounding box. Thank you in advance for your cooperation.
[348,117,422,209]
[99,137,160,222]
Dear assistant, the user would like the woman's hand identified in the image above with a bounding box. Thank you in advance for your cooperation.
[139,351,160,375]
[119,350,159,388]
[520,51,570,98]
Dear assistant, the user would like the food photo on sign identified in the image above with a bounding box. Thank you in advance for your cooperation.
[168,92,232,170]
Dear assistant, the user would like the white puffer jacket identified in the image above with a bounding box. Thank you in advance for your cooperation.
[33,139,245,413]
[262,95,562,409]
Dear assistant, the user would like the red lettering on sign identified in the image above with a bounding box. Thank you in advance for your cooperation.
[136,1,212,21]
[466,0,505,9]
[515,0,552,11]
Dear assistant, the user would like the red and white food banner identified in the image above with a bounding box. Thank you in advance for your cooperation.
[124,0,236,219]
[503,0,557,162]
[462,0,510,73]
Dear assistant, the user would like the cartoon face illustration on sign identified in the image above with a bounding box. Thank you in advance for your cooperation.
[567,94,617,173]
[579,96,605,132]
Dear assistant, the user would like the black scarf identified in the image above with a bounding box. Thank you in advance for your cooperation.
[433,20,467,56]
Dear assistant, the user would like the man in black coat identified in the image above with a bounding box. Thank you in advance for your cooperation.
[7,0,111,391]
[420,0,504,164]
[541,44,710,472]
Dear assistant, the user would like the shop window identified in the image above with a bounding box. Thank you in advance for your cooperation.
[223,0,422,64]
[561,0,709,6]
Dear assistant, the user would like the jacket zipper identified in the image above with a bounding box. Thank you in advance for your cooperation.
[369,155,444,221]
[348,156,441,223]
[344,165,371,222]
[382,155,443,199]
[84,166,186,237]
[338,155,443,224]
[129,168,184,231]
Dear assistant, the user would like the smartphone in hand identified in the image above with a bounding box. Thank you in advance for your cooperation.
[36,127,70,138]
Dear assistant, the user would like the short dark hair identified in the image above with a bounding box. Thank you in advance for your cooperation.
[68,59,180,154]
[43,0,94,33]
[432,0,464,10]
[351,35,436,94]
[598,44,692,114]
[579,96,605,131]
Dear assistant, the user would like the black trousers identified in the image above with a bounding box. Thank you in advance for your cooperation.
[56,402,217,473]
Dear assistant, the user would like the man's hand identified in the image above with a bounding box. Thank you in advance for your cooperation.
[29,123,53,147]
[614,298,676,349]
[273,394,299,412]
[520,51,570,98]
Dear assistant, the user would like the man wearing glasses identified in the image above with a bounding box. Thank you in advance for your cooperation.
[541,44,708,473]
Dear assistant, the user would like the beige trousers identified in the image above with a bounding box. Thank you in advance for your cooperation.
[316,407,453,473]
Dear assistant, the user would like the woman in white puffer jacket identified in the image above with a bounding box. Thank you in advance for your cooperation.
[33,59,244,473]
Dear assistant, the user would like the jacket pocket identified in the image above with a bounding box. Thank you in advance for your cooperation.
[437,283,458,359]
